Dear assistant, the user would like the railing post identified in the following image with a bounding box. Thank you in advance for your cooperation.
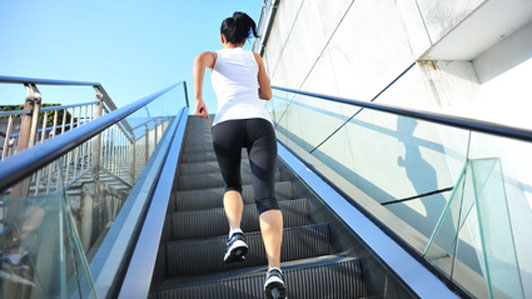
[130,136,136,185]
[2,115,14,160]
[10,84,41,198]
[154,119,158,145]
[145,124,149,164]
[92,87,104,180]
[7,84,42,253]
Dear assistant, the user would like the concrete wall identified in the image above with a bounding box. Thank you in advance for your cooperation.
[260,0,532,296]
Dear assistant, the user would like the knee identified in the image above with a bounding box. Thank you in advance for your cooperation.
[256,197,280,215]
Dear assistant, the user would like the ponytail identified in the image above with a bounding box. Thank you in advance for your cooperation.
[221,12,258,44]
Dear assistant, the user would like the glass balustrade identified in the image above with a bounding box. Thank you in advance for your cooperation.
[268,88,531,299]
[0,83,188,298]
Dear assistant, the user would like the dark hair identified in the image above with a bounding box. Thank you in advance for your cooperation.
[221,12,258,45]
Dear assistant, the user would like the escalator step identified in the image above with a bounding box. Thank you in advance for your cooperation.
[156,255,364,299]
[175,170,281,190]
[172,181,294,211]
[178,161,225,175]
[181,151,248,163]
[178,159,256,176]
[182,144,214,154]
[171,199,310,240]
[166,223,330,277]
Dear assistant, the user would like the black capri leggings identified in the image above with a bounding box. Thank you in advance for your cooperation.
[212,118,279,214]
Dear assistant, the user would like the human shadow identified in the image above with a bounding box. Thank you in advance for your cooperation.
[391,117,451,238]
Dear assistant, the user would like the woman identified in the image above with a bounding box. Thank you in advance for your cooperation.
[192,11,286,299]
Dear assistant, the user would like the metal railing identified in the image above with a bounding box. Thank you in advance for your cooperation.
[0,76,120,161]
[0,78,189,299]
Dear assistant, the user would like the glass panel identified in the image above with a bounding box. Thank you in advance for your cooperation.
[272,89,360,152]
[271,88,530,298]
[0,160,96,298]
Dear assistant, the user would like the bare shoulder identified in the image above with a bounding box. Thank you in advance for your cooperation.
[196,51,218,68]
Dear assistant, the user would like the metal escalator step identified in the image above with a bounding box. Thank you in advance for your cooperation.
[166,223,330,277]
[181,151,249,163]
[171,199,310,240]
[178,161,227,175]
[156,255,364,299]
[173,181,294,211]
[182,145,214,154]
[178,159,256,176]
[175,170,281,190]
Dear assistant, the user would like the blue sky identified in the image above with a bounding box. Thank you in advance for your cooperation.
[0,0,262,112]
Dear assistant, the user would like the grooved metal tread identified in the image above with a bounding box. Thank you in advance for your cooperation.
[172,181,295,210]
[181,151,248,163]
[178,160,250,176]
[175,169,282,190]
[165,223,331,277]
[156,255,364,299]
[171,198,310,240]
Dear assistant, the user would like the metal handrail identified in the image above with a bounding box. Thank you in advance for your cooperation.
[0,75,118,120]
[0,81,185,192]
[272,85,532,142]
[0,109,31,117]
[0,75,100,86]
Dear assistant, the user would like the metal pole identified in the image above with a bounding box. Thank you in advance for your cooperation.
[10,84,41,198]
[2,115,13,160]
[34,111,48,195]
[145,125,149,165]
[72,107,82,180]
[154,119,158,146]
[61,108,67,134]
[7,84,41,249]
[92,89,103,180]
[130,136,136,185]
[64,107,75,184]
[81,105,88,174]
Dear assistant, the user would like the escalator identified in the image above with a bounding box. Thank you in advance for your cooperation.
[147,115,414,298]
[5,76,525,298]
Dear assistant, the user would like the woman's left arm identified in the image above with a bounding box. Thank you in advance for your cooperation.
[193,51,217,119]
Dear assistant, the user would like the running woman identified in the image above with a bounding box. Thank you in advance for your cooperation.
[192,11,286,299]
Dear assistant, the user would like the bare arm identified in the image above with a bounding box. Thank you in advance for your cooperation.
[193,51,217,119]
[253,52,272,100]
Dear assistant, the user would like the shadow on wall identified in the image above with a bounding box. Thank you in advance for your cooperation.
[390,117,448,238]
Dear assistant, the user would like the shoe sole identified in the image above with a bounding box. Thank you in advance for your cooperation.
[223,240,248,263]
[264,281,287,299]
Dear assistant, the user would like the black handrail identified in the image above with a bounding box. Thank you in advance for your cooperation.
[0,81,186,192]
[272,86,532,142]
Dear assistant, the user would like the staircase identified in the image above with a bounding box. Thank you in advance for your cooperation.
[150,116,367,299]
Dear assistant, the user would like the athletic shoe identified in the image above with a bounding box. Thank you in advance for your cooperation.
[223,232,248,263]
[264,268,287,299]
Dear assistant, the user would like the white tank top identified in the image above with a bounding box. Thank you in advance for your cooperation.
[211,48,272,126]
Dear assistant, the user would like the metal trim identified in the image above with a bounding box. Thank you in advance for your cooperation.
[272,85,532,142]
[276,141,459,299]
[117,110,189,299]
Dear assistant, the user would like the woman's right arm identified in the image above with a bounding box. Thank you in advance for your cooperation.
[193,51,217,119]
[253,53,272,101]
